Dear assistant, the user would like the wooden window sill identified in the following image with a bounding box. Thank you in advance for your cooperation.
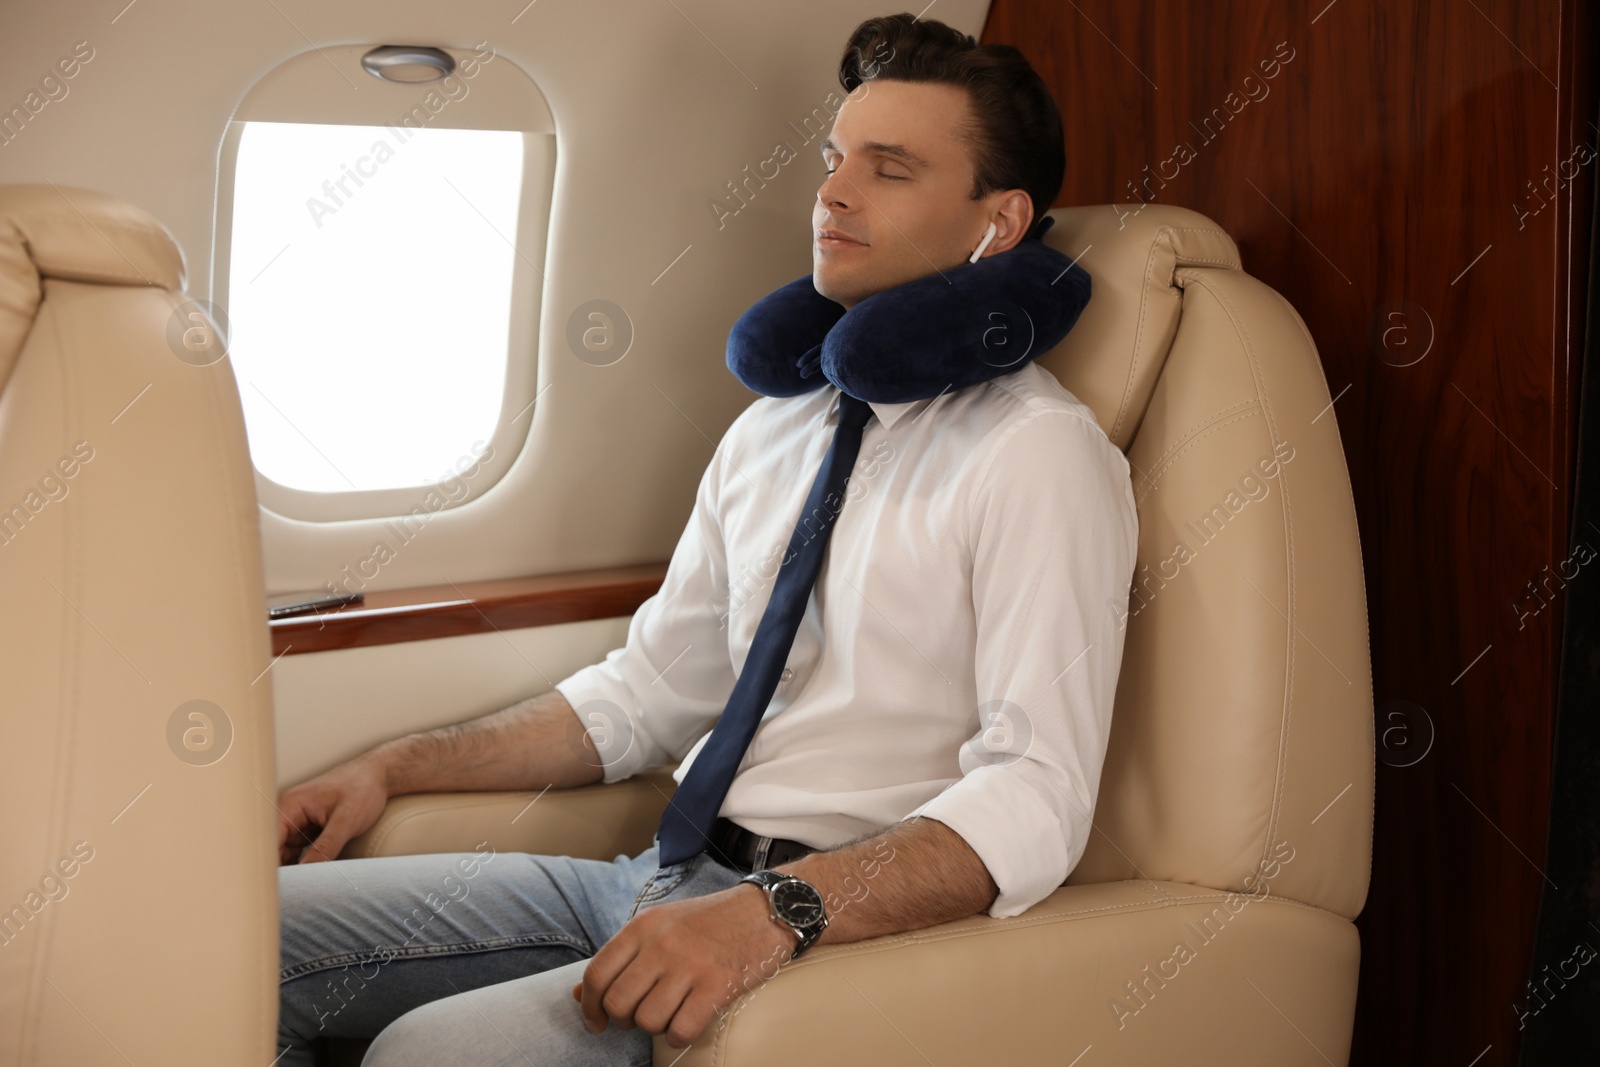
[268,563,669,656]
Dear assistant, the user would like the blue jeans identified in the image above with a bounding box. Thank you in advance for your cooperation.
[276,838,746,1067]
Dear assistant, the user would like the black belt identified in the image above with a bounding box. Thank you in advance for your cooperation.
[704,817,816,874]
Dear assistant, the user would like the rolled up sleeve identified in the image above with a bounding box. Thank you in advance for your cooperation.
[906,411,1139,917]
[553,434,739,784]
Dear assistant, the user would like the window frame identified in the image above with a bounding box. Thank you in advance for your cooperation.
[209,43,554,524]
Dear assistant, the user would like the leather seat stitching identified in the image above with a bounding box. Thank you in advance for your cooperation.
[1176,272,1296,881]
[1111,232,1167,444]
[1139,396,1260,473]
[1133,409,1262,506]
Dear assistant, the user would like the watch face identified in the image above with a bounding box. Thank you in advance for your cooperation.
[771,878,825,927]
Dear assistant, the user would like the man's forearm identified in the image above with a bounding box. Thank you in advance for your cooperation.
[772,816,998,945]
[370,688,605,796]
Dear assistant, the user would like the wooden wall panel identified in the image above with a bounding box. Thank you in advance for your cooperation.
[979,1,1596,1062]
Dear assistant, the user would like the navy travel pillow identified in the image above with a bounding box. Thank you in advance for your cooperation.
[726,216,1091,403]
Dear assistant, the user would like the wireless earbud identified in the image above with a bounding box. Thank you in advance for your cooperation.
[969,221,999,264]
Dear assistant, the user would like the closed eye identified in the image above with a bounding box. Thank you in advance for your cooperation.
[824,168,907,181]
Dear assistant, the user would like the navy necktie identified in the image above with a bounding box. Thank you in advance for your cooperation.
[656,390,875,865]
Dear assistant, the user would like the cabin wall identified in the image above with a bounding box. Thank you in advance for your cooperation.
[979,1,1597,1062]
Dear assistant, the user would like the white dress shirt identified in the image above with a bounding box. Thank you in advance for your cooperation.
[554,360,1139,917]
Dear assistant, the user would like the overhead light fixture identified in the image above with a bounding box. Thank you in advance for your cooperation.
[360,45,456,83]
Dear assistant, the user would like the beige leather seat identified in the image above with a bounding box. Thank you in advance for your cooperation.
[0,185,278,1067]
[345,204,1376,1065]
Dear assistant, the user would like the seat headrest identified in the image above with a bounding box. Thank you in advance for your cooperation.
[0,183,186,387]
[1037,204,1241,451]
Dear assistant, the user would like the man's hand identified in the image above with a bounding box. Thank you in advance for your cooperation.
[571,883,796,1048]
[275,754,390,866]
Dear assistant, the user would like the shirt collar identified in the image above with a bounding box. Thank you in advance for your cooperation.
[826,389,936,431]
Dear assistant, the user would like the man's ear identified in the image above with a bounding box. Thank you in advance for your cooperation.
[986,189,1036,255]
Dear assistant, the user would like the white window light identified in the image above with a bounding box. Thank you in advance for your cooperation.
[226,120,525,494]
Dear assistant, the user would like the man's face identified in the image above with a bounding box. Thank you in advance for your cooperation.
[813,79,1013,309]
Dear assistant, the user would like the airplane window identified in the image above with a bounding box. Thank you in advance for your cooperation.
[226,120,524,493]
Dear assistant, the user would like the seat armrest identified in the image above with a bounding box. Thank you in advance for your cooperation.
[657,880,1359,1066]
[341,768,677,862]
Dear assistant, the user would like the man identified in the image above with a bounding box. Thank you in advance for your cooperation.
[275,13,1138,1066]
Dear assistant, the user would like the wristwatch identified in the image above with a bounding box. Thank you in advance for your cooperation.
[739,869,828,959]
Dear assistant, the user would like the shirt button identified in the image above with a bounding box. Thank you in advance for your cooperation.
[780,668,794,682]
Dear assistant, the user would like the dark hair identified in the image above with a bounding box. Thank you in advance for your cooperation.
[837,13,1064,240]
